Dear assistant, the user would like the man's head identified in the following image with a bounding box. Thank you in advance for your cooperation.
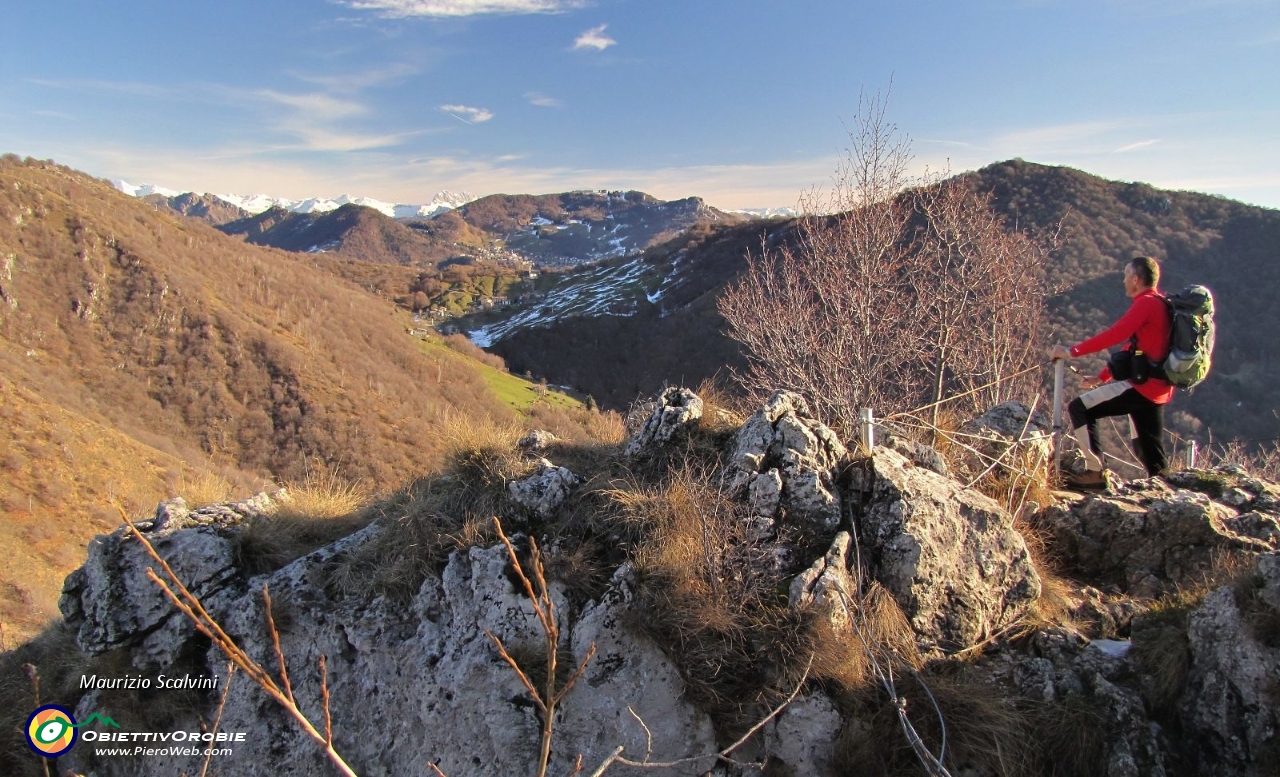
[1124,256,1160,298]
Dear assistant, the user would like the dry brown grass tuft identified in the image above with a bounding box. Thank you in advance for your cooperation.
[834,661,1097,777]
[236,465,376,575]
[1011,514,1079,634]
[526,403,626,448]
[1201,439,1280,481]
[323,417,532,601]
[611,461,814,733]
[178,469,238,510]
[692,377,748,433]
[804,582,920,690]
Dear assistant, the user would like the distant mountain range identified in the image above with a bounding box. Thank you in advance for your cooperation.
[113,179,476,220]
[135,186,750,270]
[114,180,795,222]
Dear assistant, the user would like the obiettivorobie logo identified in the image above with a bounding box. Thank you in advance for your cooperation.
[24,705,120,758]
[25,704,247,760]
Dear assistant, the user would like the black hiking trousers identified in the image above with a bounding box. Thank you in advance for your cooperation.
[1068,381,1168,477]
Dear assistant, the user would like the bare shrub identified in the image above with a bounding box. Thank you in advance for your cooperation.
[718,92,1053,437]
[1200,439,1280,481]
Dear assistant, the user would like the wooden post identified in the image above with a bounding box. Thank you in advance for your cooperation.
[859,408,876,453]
[1052,360,1065,481]
[1185,440,1198,470]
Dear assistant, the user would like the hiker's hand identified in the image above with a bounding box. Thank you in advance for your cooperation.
[1080,376,1101,390]
[1049,344,1071,361]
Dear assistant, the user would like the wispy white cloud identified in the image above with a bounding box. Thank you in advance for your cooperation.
[291,63,422,93]
[440,104,494,123]
[525,91,564,108]
[253,89,368,121]
[573,23,616,51]
[1114,139,1161,153]
[993,120,1132,150]
[334,0,587,18]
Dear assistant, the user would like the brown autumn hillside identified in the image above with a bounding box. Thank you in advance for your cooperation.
[0,155,598,643]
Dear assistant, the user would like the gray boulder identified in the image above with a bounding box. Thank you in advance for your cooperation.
[859,448,1041,652]
[726,391,848,534]
[517,428,559,454]
[1178,551,1280,776]
[507,458,581,519]
[958,400,1053,479]
[1032,478,1278,598]
[988,629,1169,777]
[59,493,275,668]
[623,387,704,456]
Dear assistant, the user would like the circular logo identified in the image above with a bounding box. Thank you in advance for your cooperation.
[25,705,78,758]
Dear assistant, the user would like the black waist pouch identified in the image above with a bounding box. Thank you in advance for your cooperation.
[1108,349,1151,384]
[1107,349,1134,381]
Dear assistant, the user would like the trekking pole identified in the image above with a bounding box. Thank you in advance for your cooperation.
[1051,360,1065,482]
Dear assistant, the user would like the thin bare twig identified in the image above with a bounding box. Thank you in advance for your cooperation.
[263,585,296,705]
[320,654,333,744]
[199,663,236,777]
[487,516,596,777]
[627,706,653,762]
[590,655,815,773]
[120,508,358,776]
[23,663,51,777]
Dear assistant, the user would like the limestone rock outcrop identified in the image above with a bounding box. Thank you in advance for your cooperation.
[59,493,275,669]
[507,458,581,519]
[47,387,1280,777]
[1179,551,1280,776]
[1032,468,1280,597]
[726,390,847,535]
[858,448,1041,651]
[64,532,719,777]
[623,386,703,456]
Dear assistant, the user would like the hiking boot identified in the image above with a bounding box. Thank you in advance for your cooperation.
[1065,469,1109,491]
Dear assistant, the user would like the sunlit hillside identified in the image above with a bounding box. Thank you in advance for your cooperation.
[0,155,602,643]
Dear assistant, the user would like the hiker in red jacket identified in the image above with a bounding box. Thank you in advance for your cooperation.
[1050,256,1173,487]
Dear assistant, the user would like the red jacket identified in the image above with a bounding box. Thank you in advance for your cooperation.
[1069,289,1174,404]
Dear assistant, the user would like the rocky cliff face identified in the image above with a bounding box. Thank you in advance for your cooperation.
[49,391,1280,777]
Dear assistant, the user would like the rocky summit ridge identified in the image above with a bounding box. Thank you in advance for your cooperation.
[43,389,1280,776]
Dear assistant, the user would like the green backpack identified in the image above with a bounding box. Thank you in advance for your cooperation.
[1159,285,1215,390]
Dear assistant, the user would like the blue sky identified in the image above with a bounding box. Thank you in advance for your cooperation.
[2,0,1278,209]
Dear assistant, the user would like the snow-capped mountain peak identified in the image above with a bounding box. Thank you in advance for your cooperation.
[112,179,181,199]
[114,181,477,219]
